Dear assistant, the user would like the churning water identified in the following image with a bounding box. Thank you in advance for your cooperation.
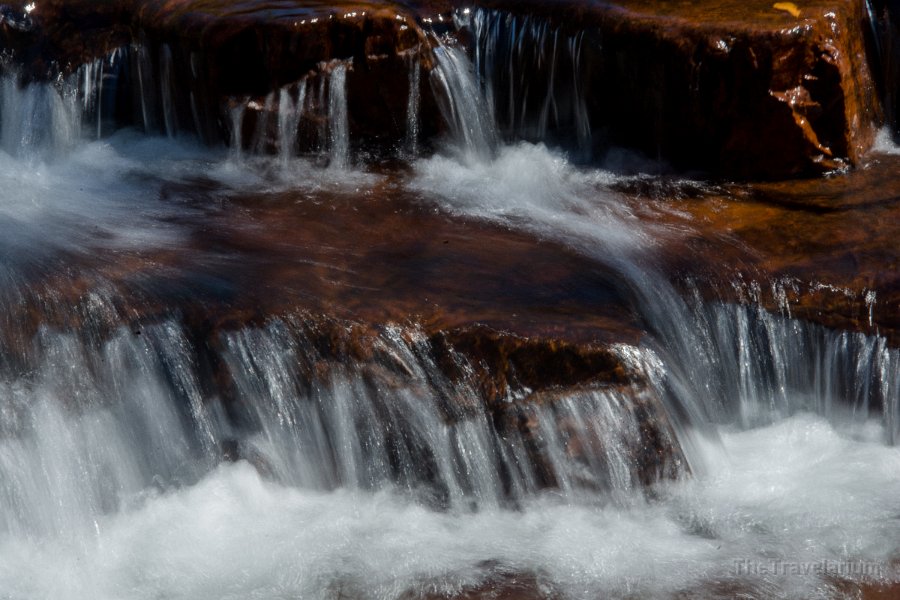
[0,20,897,600]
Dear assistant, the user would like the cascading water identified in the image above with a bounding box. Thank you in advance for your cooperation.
[460,8,593,158]
[430,44,499,160]
[159,44,178,138]
[327,62,351,169]
[278,80,306,167]
[223,60,351,168]
[0,10,898,600]
[406,53,421,156]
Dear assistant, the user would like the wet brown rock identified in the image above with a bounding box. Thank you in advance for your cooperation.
[133,1,439,147]
[136,1,425,92]
[0,0,446,150]
[642,152,900,344]
[0,1,133,80]
[0,180,643,368]
[470,0,881,178]
[0,1,125,67]
[430,326,630,407]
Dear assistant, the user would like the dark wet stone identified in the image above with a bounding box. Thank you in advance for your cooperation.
[466,0,881,178]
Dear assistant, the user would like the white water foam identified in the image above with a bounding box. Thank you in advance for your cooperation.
[411,141,651,255]
[872,127,900,155]
[0,414,896,599]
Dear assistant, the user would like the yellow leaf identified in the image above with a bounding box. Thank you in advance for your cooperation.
[773,2,801,18]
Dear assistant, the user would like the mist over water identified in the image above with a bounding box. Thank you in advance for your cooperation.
[0,23,897,600]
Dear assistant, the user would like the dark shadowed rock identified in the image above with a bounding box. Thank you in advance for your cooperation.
[465,0,881,178]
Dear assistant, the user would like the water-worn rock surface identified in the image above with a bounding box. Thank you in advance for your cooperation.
[645,153,900,345]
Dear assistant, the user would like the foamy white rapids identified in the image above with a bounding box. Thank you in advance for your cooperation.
[0,414,896,599]
[411,142,652,255]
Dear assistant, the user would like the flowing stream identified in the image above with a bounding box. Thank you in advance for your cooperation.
[0,13,897,599]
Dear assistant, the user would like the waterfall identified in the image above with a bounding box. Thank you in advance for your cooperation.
[0,321,217,538]
[0,62,124,158]
[0,75,74,157]
[277,80,306,167]
[667,300,900,437]
[327,63,350,169]
[430,44,498,160]
[414,30,899,450]
[228,101,246,160]
[250,92,276,155]
[216,62,350,165]
[132,41,159,134]
[406,53,422,156]
[0,11,898,597]
[409,142,900,456]
[220,321,683,506]
[159,44,178,138]
[0,20,894,494]
[460,8,593,158]
[4,44,387,165]
[0,311,684,528]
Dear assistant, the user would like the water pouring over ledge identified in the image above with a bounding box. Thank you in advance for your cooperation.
[0,1,899,598]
